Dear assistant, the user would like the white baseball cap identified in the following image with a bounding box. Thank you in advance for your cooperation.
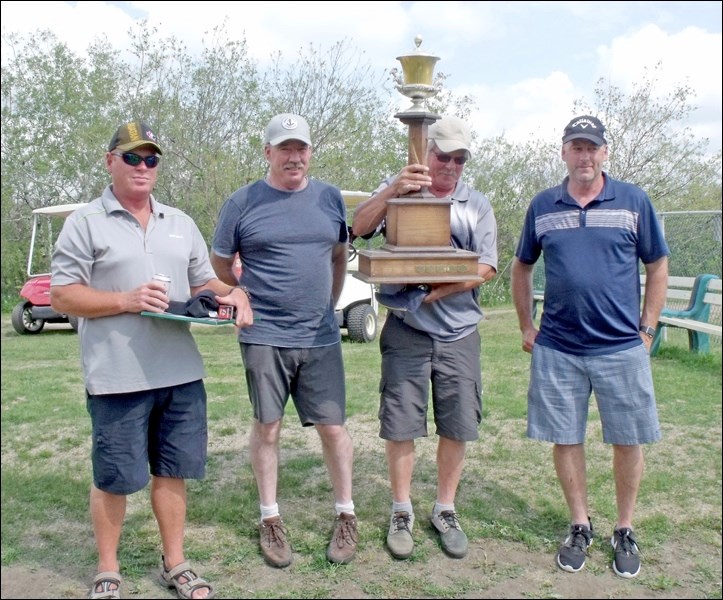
[263,113,312,146]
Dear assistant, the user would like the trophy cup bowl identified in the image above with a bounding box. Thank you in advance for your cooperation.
[396,35,440,113]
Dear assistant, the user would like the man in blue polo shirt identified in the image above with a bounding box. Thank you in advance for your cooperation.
[510,115,669,579]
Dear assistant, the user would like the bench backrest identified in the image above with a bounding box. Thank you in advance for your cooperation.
[641,273,721,322]
[642,275,694,309]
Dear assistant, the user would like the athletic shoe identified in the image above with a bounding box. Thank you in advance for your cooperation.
[611,527,641,578]
[556,520,594,572]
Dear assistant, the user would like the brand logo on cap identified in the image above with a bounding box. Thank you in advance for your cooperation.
[281,117,299,131]
[145,128,159,142]
[570,117,599,131]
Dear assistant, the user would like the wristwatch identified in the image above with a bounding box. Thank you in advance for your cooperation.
[639,325,656,338]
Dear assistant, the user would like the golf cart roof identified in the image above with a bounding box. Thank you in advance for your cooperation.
[340,190,370,209]
[32,203,87,218]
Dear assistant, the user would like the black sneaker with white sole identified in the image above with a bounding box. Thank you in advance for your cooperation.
[611,527,641,578]
[556,520,594,573]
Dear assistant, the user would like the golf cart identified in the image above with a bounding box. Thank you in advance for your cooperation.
[336,191,378,343]
[11,203,86,334]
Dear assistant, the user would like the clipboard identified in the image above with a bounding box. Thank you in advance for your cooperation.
[140,311,234,325]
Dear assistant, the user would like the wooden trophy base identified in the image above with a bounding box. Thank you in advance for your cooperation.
[384,196,451,250]
[353,194,483,284]
[354,247,482,284]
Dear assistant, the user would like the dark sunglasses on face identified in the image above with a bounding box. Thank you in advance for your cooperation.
[111,152,160,168]
[433,151,467,166]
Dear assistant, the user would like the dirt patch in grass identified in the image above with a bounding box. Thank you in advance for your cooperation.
[2,415,720,599]
[1,534,716,599]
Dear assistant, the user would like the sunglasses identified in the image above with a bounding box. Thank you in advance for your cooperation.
[111,152,160,168]
[433,151,467,166]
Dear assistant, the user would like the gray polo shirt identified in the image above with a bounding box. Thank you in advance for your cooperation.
[374,178,498,341]
[51,186,217,395]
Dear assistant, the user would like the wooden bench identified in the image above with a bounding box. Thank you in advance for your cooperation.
[648,274,722,356]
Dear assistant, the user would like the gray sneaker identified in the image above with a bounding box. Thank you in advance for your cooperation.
[258,515,292,568]
[387,511,415,559]
[430,510,468,558]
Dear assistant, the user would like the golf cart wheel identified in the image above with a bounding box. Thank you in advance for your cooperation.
[68,315,80,332]
[346,304,377,343]
[11,301,45,334]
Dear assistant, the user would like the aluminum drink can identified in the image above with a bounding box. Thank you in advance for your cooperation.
[152,273,171,292]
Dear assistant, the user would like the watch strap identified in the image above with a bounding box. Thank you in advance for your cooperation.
[639,325,656,338]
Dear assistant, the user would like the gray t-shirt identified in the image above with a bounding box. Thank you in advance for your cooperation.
[51,187,217,394]
[212,178,348,347]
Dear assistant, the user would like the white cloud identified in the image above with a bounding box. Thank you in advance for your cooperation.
[1,1,720,154]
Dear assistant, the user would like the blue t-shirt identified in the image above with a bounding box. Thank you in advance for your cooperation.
[515,173,669,356]
[212,178,348,347]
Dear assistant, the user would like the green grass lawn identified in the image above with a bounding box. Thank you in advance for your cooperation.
[1,308,721,599]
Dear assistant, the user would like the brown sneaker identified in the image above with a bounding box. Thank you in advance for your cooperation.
[258,515,292,568]
[326,512,359,564]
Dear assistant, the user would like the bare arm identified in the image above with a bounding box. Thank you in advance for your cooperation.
[423,263,496,303]
[331,242,348,306]
[51,281,170,318]
[510,257,538,353]
[208,251,254,327]
[210,251,238,286]
[351,163,432,237]
[640,255,669,332]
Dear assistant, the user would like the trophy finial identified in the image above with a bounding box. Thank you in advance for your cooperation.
[414,35,423,49]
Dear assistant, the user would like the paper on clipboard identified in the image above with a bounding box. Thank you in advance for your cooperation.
[140,311,234,325]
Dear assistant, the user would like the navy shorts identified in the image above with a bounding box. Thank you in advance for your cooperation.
[240,343,346,426]
[378,314,482,442]
[87,380,208,494]
[527,344,661,445]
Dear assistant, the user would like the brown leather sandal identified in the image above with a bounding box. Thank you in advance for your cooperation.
[159,557,215,599]
[89,571,121,599]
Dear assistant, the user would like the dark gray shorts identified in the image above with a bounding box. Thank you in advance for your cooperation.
[378,314,482,442]
[87,380,208,495]
[527,343,661,445]
[240,343,346,426]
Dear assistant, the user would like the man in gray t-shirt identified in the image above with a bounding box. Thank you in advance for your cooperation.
[211,113,358,568]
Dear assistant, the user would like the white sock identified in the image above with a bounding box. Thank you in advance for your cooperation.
[335,500,355,516]
[392,500,414,515]
[433,501,455,516]
[260,503,280,520]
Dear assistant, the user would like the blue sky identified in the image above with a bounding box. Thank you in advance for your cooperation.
[2,1,721,151]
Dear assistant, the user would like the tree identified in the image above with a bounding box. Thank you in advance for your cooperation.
[2,29,720,307]
[575,66,721,211]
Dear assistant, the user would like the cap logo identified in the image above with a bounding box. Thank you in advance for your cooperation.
[126,122,142,142]
[571,117,599,130]
[281,117,299,131]
[145,128,158,142]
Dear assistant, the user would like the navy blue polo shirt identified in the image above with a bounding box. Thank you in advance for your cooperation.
[515,173,669,356]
